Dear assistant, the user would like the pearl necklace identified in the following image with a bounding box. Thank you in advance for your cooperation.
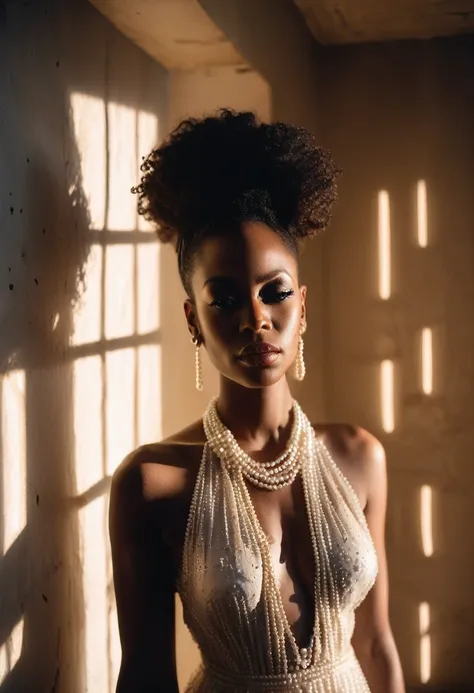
[202,398,326,671]
[203,398,304,491]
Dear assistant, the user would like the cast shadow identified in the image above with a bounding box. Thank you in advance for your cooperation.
[0,140,91,692]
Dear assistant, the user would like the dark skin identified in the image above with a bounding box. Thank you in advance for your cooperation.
[109,221,405,693]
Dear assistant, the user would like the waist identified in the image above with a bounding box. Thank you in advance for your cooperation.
[202,649,358,692]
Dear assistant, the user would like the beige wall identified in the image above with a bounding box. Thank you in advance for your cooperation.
[318,36,474,691]
[0,0,167,691]
[199,0,321,130]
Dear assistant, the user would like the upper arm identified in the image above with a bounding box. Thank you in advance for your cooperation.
[109,458,179,692]
[350,430,393,657]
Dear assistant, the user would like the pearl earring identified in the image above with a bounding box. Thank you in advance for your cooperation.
[295,330,306,381]
[191,336,203,391]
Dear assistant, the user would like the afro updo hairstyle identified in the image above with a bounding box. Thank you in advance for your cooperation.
[132,109,340,297]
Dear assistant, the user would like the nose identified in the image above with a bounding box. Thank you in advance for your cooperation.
[239,296,271,334]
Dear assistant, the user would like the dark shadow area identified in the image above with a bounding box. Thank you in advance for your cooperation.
[0,118,90,693]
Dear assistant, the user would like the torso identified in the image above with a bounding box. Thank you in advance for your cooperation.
[133,419,370,645]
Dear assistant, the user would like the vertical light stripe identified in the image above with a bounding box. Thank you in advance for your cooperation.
[381,360,395,433]
[421,485,433,557]
[378,190,391,300]
[419,602,431,683]
[417,180,428,248]
[421,328,433,395]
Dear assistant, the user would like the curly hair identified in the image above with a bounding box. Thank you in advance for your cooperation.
[132,109,340,296]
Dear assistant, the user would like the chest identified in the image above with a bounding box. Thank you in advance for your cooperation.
[185,463,374,637]
[247,479,313,590]
[164,451,367,595]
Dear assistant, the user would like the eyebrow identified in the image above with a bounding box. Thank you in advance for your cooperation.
[203,269,292,289]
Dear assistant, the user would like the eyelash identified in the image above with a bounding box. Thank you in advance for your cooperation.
[210,289,294,310]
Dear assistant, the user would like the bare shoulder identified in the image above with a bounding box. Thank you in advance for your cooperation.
[111,418,206,510]
[313,422,386,509]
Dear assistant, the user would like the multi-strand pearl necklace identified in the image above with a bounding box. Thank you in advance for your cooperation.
[203,398,305,491]
[202,398,325,671]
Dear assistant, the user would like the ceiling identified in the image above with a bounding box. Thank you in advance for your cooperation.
[89,0,245,70]
[292,0,474,44]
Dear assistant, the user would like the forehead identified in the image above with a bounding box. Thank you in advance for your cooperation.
[193,221,298,287]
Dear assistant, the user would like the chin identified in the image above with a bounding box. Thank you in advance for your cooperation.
[233,366,287,389]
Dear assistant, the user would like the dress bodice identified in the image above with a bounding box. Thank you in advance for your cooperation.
[177,420,378,693]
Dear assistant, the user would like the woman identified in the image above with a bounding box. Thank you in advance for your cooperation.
[109,110,405,693]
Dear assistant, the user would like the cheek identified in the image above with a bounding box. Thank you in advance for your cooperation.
[199,310,234,348]
[277,301,302,337]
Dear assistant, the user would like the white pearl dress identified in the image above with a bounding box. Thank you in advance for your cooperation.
[178,404,379,692]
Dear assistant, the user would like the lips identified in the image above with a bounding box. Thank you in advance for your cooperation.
[240,342,281,357]
[238,342,281,368]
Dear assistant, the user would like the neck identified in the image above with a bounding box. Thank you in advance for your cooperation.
[216,376,294,454]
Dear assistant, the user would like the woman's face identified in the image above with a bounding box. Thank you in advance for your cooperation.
[185,221,307,389]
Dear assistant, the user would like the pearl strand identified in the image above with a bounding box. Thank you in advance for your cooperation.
[203,398,304,491]
[203,401,321,671]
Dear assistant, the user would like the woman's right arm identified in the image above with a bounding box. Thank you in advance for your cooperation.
[109,460,180,693]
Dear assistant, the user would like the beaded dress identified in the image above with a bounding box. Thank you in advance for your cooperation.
[178,400,378,692]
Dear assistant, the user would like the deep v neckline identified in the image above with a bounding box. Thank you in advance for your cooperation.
[237,436,319,663]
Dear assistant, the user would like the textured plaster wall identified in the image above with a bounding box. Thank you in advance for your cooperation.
[0,1,167,691]
[199,0,322,131]
[318,36,474,692]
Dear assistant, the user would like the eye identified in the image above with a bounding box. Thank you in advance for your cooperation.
[209,296,238,311]
[260,285,295,304]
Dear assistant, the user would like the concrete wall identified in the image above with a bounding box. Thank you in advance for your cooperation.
[318,36,474,691]
[0,1,167,691]
[199,0,321,130]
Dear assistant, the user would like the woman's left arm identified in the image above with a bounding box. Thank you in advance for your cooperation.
[351,430,406,693]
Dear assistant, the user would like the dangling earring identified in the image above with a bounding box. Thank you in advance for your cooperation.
[191,336,203,391]
[295,329,306,381]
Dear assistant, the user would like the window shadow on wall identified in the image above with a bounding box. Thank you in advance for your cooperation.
[0,2,167,691]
